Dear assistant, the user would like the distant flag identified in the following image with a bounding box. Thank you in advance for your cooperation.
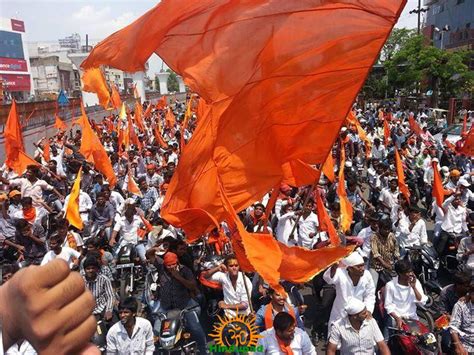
[127,166,142,197]
[462,113,468,135]
[65,168,84,230]
[322,150,335,183]
[395,149,410,203]
[110,85,122,109]
[432,160,448,207]
[383,119,390,146]
[337,142,353,233]
[54,114,67,131]
[57,89,69,106]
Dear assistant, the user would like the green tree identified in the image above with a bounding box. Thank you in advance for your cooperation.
[166,69,179,92]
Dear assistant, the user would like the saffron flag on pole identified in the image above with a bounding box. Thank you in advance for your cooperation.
[127,165,142,197]
[459,127,474,157]
[315,190,340,246]
[383,119,391,146]
[165,107,175,129]
[408,113,423,136]
[54,114,67,131]
[43,142,51,162]
[4,100,25,172]
[110,85,122,109]
[134,100,146,132]
[65,168,84,230]
[322,151,336,183]
[82,68,111,109]
[336,142,353,233]
[394,149,410,203]
[432,160,448,207]
[82,0,407,239]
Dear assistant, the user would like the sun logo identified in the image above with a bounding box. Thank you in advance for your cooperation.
[209,313,262,348]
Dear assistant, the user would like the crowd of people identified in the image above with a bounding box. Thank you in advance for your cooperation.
[0,97,473,354]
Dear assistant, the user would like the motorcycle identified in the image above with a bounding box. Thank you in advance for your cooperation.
[115,243,142,300]
[388,320,440,355]
[91,317,107,353]
[156,307,199,354]
[142,264,162,336]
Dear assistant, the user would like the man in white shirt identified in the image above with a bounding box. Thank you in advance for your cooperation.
[436,194,468,255]
[323,252,376,334]
[297,200,319,249]
[384,259,428,333]
[327,298,389,355]
[203,255,253,317]
[371,138,386,160]
[276,203,297,246]
[398,207,428,251]
[106,297,154,355]
[41,234,81,269]
[110,204,146,262]
[379,178,400,222]
[256,311,316,355]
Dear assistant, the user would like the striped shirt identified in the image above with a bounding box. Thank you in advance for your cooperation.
[449,300,474,352]
[329,316,384,355]
[83,274,115,314]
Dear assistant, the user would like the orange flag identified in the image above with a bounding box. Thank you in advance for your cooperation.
[43,142,51,162]
[110,85,122,109]
[432,161,447,208]
[383,119,391,146]
[346,111,371,156]
[459,127,474,157]
[155,96,167,110]
[82,0,406,238]
[12,151,41,176]
[54,114,67,131]
[4,100,25,172]
[143,102,152,118]
[181,96,193,149]
[127,168,142,197]
[82,68,111,109]
[408,114,423,136]
[134,100,146,132]
[322,150,336,183]
[79,103,117,187]
[315,190,340,246]
[128,115,142,149]
[153,125,169,149]
[165,107,176,129]
[462,113,468,135]
[65,168,84,230]
[337,143,353,233]
[395,149,410,203]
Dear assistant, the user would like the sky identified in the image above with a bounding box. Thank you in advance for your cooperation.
[0,0,424,77]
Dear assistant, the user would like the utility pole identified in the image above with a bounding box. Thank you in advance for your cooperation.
[409,0,428,35]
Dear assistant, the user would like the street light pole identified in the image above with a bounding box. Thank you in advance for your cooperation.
[409,0,428,35]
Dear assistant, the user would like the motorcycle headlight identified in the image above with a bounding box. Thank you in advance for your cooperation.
[433,259,440,270]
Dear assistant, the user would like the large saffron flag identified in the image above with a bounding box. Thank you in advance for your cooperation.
[460,127,474,157]
[79,103,117,187]
[4,100,25,172]
[394,149,410,203]
[82,68,111,109]
[82,0,406,238]
[65,168,84,230]
[432,161,447,207]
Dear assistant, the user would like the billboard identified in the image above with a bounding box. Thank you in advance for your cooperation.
[0,73,31,91]
[0,57,28,72]
[11,19,25,32]
[0,30,25,59]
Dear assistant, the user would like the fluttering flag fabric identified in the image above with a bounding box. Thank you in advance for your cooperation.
[156,96,167,110]
[143,102,152,118]
[394,149,410,203]
[4,100,25,173]
[127,168,142,197]
[79,103,117,187]
[322,151,336,183]
[14,151,41,176]
[459,127,474,157]
[82,0,406,238]
[82,68,111,109]
[408,114,423,136]
[54,114,67,131]
[43,142,51,162]
[383,119,391,146]
[346,111,371,156]
[432,161,447,208]
[65,168,84,230]
[337,143,353,233]
[181,96,193,149]
[315,190,339,246]
[110,85,122,109]
[134,100,146,132]
[165,108,175,129]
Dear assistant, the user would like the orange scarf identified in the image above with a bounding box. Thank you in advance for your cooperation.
[276,333,294,355]
[22,207,36,223]
[264,303,296,331]
[66,233,77,250]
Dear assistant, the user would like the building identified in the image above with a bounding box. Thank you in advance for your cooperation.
[0,17,34,102]
[424,0,474,51]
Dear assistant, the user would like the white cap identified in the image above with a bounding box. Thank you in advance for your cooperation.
[459,178,470,187]
[345,161,353,168]
[441,166,449,173]
[341,127,348,132]
[432,158,439,163]
[343,252,364,267]
[345,297,366,315]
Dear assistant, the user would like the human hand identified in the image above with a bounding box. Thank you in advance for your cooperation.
[408,274,417,288]
[395,316,403,330]
[0,259,97,354]
[218,264,227,273]
[104,311,113,321]
[454,343,468,355]
[218,301,227,309]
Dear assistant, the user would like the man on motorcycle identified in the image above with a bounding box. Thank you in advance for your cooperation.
[436,194,468,256]
[155,252,208,354]
[327,297,390,355]
[106,297,155,354]
[255,287,304,332]
[14,219,47,266]
[384,259,428,333]
[89,191,115,240]
[82,255,115,325]
[41,233,81,269]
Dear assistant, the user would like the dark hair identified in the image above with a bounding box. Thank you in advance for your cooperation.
[15,219,30,231]
[21,196,33,205]
[378,218,392,231]
[224,255,238,266]
[119,296,138,313]
[273,312,295,332]
[26,165,40,176]
[254,203,265,210]
[453,271,471,286]
[83,255,100,269]
[394,259,413,275]
[137,176,147,184]
[49,233,62,242]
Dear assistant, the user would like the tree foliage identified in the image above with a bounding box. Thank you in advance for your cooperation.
[166,69,179,92]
